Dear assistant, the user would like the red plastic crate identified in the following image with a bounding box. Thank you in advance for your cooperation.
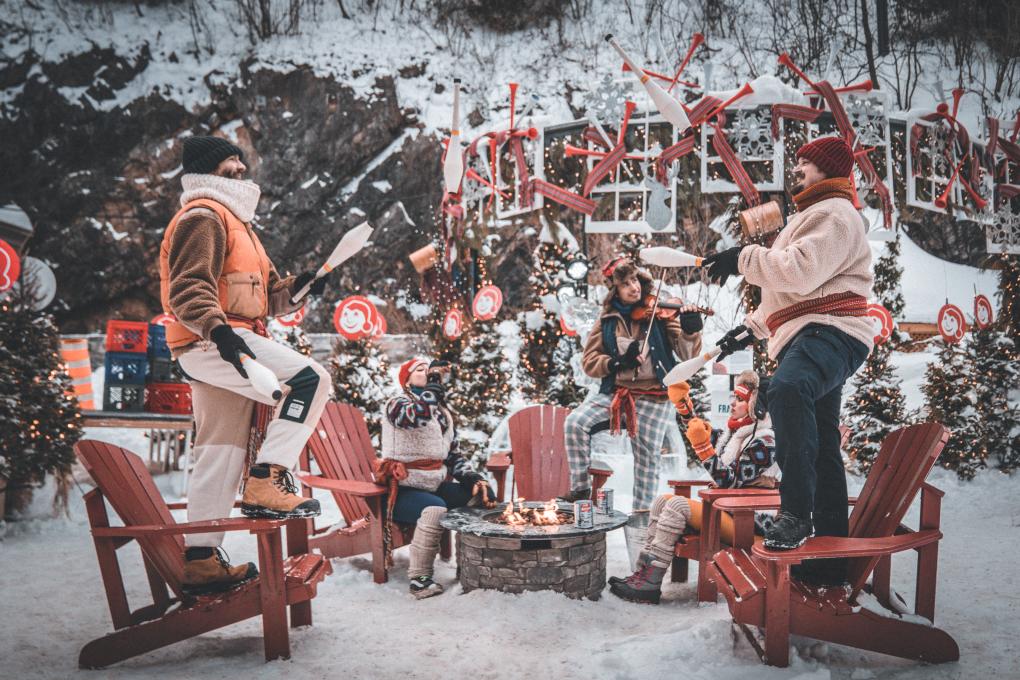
[145,382,193,414]
[106,320,149,353]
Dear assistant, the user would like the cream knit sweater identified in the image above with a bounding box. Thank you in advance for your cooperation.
[739,195,874,359]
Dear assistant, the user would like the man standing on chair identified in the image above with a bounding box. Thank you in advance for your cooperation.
[702,136,873,586]
[160,136,332,595]
[563,257,703,511]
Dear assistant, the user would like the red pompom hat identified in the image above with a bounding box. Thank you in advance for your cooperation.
[398,358,428,389]
[796,136,854,178]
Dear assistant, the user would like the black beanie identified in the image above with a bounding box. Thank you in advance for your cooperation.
[182,136,244,175]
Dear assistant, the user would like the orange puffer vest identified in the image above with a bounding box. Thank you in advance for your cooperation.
[159,198,272,350]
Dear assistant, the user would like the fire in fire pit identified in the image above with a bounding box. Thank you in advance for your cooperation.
[441,501,627,600]
[496,499,572,527]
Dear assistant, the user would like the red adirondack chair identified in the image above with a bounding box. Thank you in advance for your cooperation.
[297,401,453,584]
[75,439,331,668]
[487,404,613,502]
[666,423,853,599]
[706,422,956,667]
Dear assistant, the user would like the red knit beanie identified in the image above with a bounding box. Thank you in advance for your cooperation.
[733,384,753,402]
[797,136,854,178]
[398,358,428,389]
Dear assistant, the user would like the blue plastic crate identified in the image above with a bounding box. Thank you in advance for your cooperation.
[148,323,171,359]
[104,351,149,384]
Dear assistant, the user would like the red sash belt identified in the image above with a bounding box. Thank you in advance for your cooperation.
[374,457,445,566]
[610,387,668,438]
[765,291,868,334]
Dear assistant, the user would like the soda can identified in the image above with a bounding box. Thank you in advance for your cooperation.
[596,488,614,514]
[574,500,594,529]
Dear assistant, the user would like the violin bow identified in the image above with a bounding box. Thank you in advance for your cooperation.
[639,268,667,357]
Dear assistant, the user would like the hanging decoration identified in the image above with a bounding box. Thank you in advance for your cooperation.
[973,294,994,330]
[559,314,578,337]
[277,305,306,328]
[442,308,464,339]
[937,303,967,344]
[0,238,21,293]
[866,302,894,345]
[333,295,382,341]
[472,284,503,321]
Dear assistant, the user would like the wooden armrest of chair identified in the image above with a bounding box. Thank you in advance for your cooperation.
[713,495,859,515]
[486,452,511,471]
[298,474,387,497]
[92,517,286,538]
[166,500,244,511]
[589,465,613,477]
[699,487,779,499]
[668,479,712,488]
[751,529,943,562]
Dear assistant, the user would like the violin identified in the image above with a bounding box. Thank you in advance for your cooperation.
[631,294,715,321]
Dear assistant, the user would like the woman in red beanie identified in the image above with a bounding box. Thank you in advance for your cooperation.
[700,135,873,587]
[377,357,496,598]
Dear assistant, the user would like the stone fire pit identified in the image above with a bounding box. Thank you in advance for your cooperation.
[441,502,627,600]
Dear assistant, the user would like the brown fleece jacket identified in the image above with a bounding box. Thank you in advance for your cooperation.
[167,207,298,341]
[581,311,702,395]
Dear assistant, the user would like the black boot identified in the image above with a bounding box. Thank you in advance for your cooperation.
[763,511,813,550]
[609,557,666,604]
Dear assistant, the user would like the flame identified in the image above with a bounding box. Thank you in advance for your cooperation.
[497,498,570,527]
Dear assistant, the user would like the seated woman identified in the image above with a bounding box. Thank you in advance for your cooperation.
[378,357,496,599]
[609,371,777,604]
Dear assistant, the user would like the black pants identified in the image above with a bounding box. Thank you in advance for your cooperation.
[768,324,869,578]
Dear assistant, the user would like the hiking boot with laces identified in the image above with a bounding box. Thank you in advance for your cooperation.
[608,555,666,604]
[182,546,258,596]
[763,511,813,550]
[241,463,321,519]
[409,575,444,599]
[609,552,650,586]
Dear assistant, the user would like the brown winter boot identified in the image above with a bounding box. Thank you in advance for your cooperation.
[182,547,258,596]
[241,463,321,519]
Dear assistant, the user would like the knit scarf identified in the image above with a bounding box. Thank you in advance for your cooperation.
[727,415,754,431]
[181,173,261,223]
[792,177,855,212]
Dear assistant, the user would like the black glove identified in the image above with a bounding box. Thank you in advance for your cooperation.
[421,381,447,403]
[679,310,703,334]
[609,341,643,372]
[715,324,755,358]
[209,324,256,378]
[427,359,453,385]
[293,271,328,297]
[702,246,744,285]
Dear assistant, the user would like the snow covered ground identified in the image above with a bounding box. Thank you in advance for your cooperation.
[1,455,1017,679]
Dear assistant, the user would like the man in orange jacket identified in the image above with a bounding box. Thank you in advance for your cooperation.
[160,136,331,595]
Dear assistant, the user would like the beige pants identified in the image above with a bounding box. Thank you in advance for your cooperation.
[178,329,331,547]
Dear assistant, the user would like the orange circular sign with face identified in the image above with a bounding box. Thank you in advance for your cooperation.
[937,303,967,344]
[973,295,993,330]
[472,285,503,321]
[334,296,380,340]
[0,239,21,293]
[866,303,894,345]
[442,308,464,339]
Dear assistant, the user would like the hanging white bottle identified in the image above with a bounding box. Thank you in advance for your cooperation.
[443,78,465,194]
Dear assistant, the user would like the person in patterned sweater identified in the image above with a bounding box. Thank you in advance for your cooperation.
[377,357,497,599]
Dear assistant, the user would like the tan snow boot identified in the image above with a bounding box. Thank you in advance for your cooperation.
[241,463,321,519]
[182,547,258,596]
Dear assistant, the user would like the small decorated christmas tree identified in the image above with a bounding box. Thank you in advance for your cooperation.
[545,333,587,408]
[329,337,393,445]
[965,325,1019,472]
[0,285,82,518]
[873,235,907,346]
[843,342,908,474]
[448,319,511,460]
[920,339,984,479]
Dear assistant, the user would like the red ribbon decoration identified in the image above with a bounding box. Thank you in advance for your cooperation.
[771,103,822,140]
[653,95,723,184]
[530,178,597,216]
[582,101,636,196]
[710,113,761,207]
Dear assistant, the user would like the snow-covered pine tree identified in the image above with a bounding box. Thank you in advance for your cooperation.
[843,342,908,474]
[998,253,1019,351]
[874,235,907,347]
[920,338,984,479]
[545,333,586,408]
[329,337,392,445]
[965,325,1019,472]
[447,319,511,460]
[0,285,82,517]
[842,233,910,473]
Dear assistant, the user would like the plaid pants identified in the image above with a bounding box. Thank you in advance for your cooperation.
[564,392,675,511]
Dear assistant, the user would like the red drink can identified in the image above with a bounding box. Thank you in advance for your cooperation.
[574,500,594,528]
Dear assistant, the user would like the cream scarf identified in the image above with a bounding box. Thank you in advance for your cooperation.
[180,174,261,223]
